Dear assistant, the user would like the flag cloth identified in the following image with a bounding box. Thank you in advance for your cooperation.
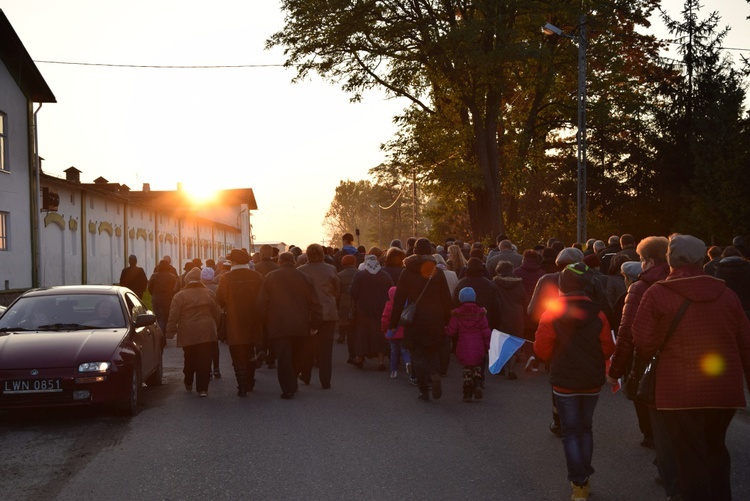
[488,329,526,374]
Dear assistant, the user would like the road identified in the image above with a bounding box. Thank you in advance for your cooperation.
[1,340,748,500]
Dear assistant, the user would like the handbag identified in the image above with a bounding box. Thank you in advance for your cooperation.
[398,274,433,326]
[623,354,649,401]
[636,299,691,405]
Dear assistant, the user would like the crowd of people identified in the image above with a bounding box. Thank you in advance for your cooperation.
[118,232,750,501]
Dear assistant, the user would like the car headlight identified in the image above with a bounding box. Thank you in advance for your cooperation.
[78,362,111,373]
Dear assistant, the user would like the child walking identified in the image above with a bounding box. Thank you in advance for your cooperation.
[446,287,491,402]
[381,286,414,382]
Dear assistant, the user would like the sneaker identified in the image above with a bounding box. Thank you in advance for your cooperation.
[405,362,413,376]
[431,374,442,399]
[198,391,208,398]
[213,370,222,379]
[409,375,418,386]
[570,480,589,500]
[390,370,398,379]
[417,392,430,402]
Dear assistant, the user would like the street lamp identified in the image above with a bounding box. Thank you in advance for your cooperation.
[543,16,587,244]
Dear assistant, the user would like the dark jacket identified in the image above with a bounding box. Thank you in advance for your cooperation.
[337,265,358,326]
[534,295,614,392]
[257,263,323,340]
[255,258,279,277]
[120,265,148,298]
[388,255,452,350]
[715,256,750,317]
[148,271,177,305]
[493,275,527,337]
[216,266,264,346]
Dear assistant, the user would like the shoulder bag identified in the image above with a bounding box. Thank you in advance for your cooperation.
[636,298,691,405]
[398,274,433,326]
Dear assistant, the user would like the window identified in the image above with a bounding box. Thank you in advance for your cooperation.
[0,212,8,250]
[0,112,7,172]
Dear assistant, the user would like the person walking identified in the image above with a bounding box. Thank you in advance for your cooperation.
[632,234,750,501]
[337,254,358,358]
[147,259,178,334]
[165,266,222,397]
[119,254,148,299]
[216,249,265,397]
[256,252,323,399]
[298,243,340,389]
[446,287,491,402]
[492,261,528,379]
[350,254,393,371]
[388,238,452,402]
[382,286,413,381]
[534,263,614,501]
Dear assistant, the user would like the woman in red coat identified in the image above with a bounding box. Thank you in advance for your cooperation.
[633,234,750,501]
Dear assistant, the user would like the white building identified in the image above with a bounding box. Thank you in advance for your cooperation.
[0,10,256,303]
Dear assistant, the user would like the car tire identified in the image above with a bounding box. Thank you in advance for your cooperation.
[116,363,142,416]
[145,349,163,387]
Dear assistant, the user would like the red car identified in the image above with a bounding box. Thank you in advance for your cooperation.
[0,285,164,415]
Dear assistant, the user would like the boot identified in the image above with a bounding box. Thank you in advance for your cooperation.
[235,366,248,397]
[463,384,473,403]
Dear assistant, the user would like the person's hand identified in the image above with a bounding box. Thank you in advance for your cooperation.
[606,375,619,386]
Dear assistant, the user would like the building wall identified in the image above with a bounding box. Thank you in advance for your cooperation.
[0,63,33,291]
[35,178,247,288]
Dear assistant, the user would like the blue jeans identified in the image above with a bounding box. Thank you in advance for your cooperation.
[389,339,411,372]
[554,393,599,485]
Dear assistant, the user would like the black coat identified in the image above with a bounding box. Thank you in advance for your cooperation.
[493,275,527,337]
[257,264,323,339]
[216,267,264,346]
[388,256,452,350]
[715,257,750,316]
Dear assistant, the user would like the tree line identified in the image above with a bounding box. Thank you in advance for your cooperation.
[268,0,750,250]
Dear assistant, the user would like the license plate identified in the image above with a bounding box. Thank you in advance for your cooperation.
[2,379,63,394]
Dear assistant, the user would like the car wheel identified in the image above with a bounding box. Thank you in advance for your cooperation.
[116,364,142,416]
[145,349,163,387]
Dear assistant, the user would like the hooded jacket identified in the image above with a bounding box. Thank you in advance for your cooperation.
[632,265,750,409]
[445,302,491,366]
[166,279,221,347]
[381,286,406,339]
[534,295,614,392]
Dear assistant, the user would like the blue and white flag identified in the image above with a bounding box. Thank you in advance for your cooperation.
[488,329,526,374]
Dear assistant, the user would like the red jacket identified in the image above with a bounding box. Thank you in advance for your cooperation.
[381,287,405,339]
[608,262,670,379]
[445,303,491,366]
[632,265,750,409]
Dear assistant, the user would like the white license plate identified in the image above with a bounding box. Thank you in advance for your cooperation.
[2,379,63,394]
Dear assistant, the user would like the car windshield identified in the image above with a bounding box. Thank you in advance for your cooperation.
[0,294,127,331]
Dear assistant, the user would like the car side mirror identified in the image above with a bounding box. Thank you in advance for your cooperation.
[134,313,157,328]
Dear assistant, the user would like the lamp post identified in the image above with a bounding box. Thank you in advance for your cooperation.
[543,15,587,244]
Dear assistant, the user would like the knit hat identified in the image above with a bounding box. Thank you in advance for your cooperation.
[414,238,432,255]
[582,253,600,269]
[200,267,214,281]
[363,254,382,274]
[228,248,250,264]
[555,247,584,267]
[558,262,593,294]
[185,267,202,283]
[458,287,476,303]
[621,261,642,282]
[667,234,706,268]
[341,254,356,267]
[390,239,404,250]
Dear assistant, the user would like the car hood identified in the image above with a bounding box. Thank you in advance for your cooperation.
[0,330,127,369]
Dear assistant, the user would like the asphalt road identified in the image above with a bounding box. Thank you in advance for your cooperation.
[1,339,748,501]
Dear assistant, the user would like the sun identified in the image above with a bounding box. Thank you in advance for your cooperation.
[182,181,219,205]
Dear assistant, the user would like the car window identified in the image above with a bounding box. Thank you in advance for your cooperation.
[0,294,126,330]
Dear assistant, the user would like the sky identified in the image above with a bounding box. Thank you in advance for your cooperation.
[1,0,749,248]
